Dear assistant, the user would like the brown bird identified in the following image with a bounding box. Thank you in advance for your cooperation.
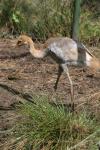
[16,35,100,108]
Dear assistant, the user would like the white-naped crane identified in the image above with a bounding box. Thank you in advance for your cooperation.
[16,35,100,109]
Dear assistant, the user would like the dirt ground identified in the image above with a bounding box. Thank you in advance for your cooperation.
[0,38,100,149]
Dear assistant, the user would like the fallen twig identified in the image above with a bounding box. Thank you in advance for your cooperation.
[0,52,30,59]
[0,83,34,103]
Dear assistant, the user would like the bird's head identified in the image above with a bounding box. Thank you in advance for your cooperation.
[16,34,47,58]
[16,35,32,47]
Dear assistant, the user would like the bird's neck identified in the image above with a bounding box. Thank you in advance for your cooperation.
[28,38,47,58]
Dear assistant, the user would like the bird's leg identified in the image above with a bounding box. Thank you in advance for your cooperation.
[61,64,74,111]
[54,65,63,91]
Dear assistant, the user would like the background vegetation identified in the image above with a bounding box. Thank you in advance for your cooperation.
[0,0,100,44]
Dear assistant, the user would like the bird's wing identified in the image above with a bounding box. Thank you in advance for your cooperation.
[81,43,95,57]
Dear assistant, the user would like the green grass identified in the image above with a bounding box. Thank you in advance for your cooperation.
[14,95,100,150]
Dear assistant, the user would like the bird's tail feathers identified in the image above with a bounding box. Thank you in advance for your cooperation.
[90,58,100,72]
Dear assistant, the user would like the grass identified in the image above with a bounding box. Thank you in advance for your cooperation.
[80,10,100,45]
[14,95,100,150]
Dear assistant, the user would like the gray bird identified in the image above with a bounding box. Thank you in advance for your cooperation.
[16,35,100,109]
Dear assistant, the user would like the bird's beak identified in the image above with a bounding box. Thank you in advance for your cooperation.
[14,41,19,48]
[15,44,18,48]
